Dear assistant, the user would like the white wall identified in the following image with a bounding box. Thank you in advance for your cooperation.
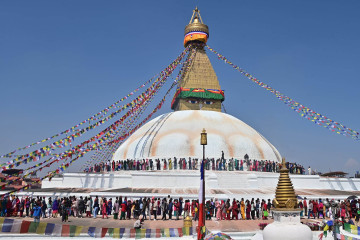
[42,171,360,192]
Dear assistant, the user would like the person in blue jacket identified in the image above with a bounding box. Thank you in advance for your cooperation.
[33,203,42,223]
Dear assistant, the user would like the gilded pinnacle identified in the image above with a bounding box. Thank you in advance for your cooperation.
[184,7,209,37]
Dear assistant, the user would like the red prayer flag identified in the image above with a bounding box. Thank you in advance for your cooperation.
[61,224,70,237]
[20,220,31,233]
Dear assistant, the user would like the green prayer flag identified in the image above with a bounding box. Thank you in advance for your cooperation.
[28,222,39,233]
[344,223,351,232]
[107,228,114,237]
[69,225,77,237]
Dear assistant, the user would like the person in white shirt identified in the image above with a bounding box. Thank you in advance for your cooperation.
[134,216,144,229]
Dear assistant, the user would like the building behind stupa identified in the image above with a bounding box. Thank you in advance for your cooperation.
[113,8,282,162]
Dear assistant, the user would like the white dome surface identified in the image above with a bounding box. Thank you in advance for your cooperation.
[113,110,281,162]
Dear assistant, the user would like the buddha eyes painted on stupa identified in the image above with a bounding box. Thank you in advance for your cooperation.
[187,99,214,105]
[187,99,199,104]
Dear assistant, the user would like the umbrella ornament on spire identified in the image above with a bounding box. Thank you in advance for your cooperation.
[184,7,209,47]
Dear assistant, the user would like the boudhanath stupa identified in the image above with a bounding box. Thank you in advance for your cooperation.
[113,8,281,162]
[41,8,360,203]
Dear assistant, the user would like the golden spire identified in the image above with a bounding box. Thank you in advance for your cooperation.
[273,158,298,210]
[171,7,223,112]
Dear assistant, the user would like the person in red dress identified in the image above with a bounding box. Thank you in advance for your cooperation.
[102,198,108,219]
[232,199,238,220]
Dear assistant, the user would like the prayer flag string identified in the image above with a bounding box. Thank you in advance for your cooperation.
[1,47,190,171]
[0,47,196,196]
[206,45,360,141]
[0,47,190,159]
[83,45,198,168]
[82,76,163,169]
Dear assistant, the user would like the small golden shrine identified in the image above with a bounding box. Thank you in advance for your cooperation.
[273,158,298,210]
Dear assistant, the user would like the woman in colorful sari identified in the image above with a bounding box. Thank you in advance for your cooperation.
[240,198,245,219]
[6,197,12,217]
[225,199,231,220]
[340,203,346,219]
[163,159,167,170]
[52,197,59,218]
[232,199,238,220]
[102,198,108,219]
[262,200,268,220]
[221,200,226,220]
[318,200,324,219]
[215,199,221,220]
[246,200,251,220]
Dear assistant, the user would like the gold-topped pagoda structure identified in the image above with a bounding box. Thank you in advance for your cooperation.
[171,7,224,112]
[263,158,312,239]
[273,158,298,210]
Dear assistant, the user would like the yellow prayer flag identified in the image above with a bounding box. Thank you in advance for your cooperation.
[0,217,5,230]
[164,228,170,237]
[323,224,329,231]
[36,222,47,234]
[140,229,146,238]
[74,226,83,236]
[350,224,358,235]
[113,228,120,238]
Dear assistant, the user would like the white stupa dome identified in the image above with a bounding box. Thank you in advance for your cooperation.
[113,110,281,162]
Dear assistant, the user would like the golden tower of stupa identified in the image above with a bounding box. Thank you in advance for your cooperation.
[171,7,224,112]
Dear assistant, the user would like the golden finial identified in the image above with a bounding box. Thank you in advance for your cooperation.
[273,157,298,210]
[184,7,209,47]
[189,6,203,24]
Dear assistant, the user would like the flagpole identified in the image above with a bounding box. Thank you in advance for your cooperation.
[202,144,205,224]
[198,129,207,240]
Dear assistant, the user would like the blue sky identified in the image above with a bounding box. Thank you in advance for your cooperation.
[1,0,359,175]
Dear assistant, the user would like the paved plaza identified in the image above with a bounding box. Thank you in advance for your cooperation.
[3,215,331,233]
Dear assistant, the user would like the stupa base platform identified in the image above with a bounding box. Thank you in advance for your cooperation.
[22,170,360,199]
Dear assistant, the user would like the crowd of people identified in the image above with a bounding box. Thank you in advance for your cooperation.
[2,195,357,224]
[0,195,273,222]
[84,153,307,175]
[302,198,360,222]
